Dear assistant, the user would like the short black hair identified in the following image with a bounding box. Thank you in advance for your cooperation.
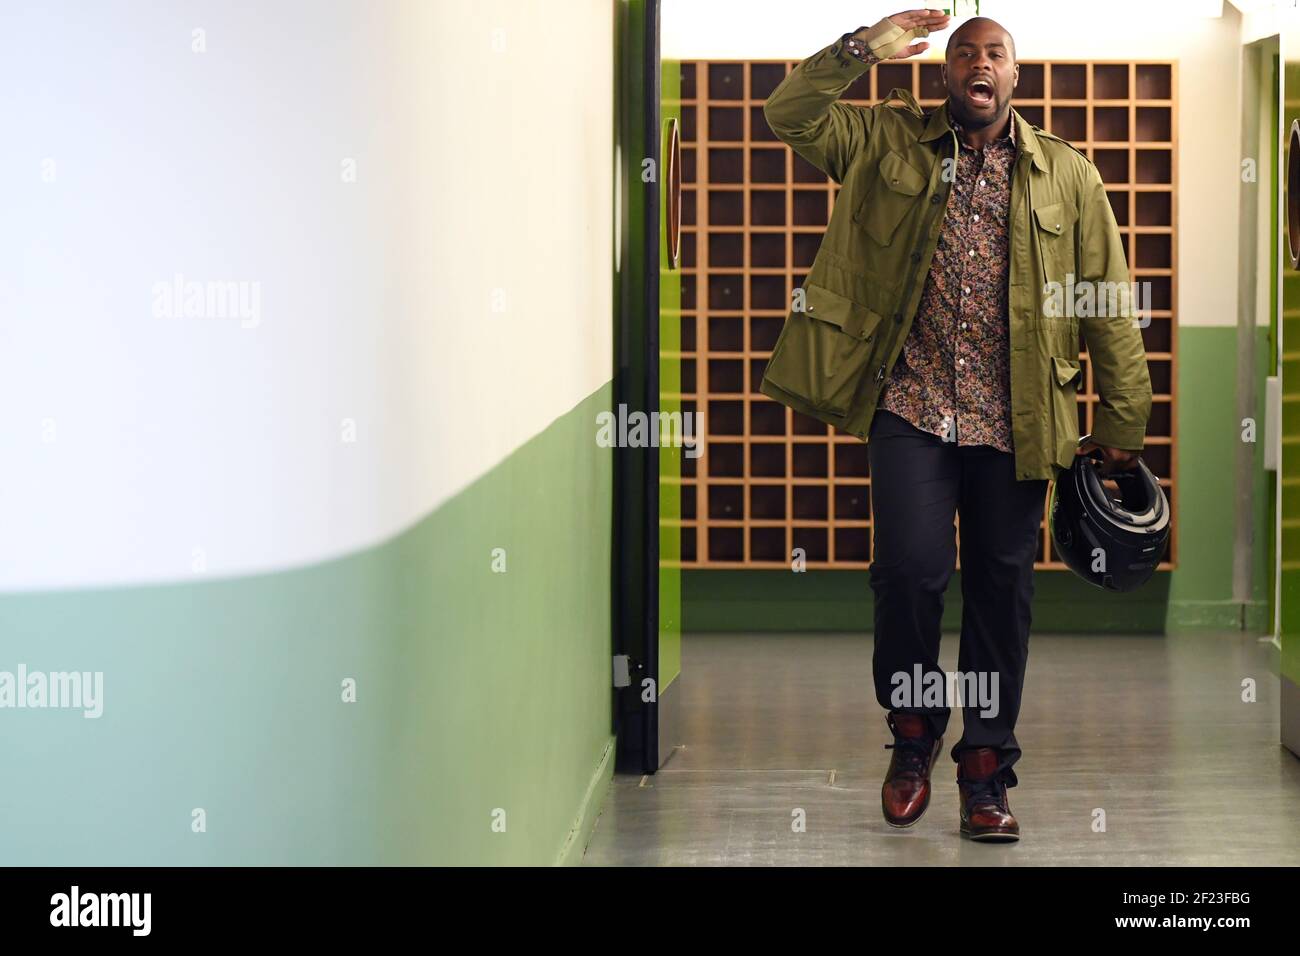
[946,17,1017,63]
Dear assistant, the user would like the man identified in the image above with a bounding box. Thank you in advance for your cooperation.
[759,11,1152,841]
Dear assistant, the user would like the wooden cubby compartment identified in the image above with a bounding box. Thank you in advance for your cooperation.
[668,58,1177,570]
[1050,106,1086,143]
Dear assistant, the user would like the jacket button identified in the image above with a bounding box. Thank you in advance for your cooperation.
[910,252,921,263]
[930,195,941,204]
[893,313,903,323]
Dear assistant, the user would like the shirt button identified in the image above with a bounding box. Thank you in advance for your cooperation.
[979,178,986,186]
[961,322,968,329]
[963,286,971,294]
[958,358,965,366]
[968,249,976,257]
[973,214,980,222]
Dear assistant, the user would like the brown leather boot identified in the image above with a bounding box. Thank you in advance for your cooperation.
[881,712,943,828]
[957,747,1020,842]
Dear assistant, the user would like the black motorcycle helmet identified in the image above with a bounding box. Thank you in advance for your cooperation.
[1048,435,1170,592]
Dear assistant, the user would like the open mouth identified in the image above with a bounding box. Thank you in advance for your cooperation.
[967,78,995,107]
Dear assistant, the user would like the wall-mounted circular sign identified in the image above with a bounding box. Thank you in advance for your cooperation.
[665,117,681,269]
[1288,119,1300,269]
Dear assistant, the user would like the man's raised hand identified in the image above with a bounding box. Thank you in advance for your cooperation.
[866,9,952,61]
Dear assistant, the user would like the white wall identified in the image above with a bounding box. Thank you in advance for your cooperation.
[664,0,1242,330]
[0,0,613,590]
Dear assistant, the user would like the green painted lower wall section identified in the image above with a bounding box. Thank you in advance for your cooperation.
[1282,231,1300,688]
[684,326,1272,635]
[659,57,683,694]
[683,569,1173,633]
[1166,325,1260,630]
[0,382,615,865]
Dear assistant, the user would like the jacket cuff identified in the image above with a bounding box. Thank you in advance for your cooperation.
[807,33,876,84]
[842,31,882,67]
[1089,417,1148,453]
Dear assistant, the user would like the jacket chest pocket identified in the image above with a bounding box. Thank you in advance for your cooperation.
[763,283,885,419]
[854,150,928,247]
[1033,200,1079,287]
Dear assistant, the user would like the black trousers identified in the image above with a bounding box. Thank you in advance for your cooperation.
[867,409,1048,787]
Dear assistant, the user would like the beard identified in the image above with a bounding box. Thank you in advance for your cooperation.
[948,90,1011,131]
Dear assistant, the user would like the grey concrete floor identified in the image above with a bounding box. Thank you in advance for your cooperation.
[582,631,1300,866]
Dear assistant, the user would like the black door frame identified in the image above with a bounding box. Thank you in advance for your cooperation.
[612,0,663,774]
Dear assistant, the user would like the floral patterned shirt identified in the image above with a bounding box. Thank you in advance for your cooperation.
[842,29,1017,453]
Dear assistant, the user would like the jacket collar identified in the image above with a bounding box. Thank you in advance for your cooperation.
[920,100,1049,173]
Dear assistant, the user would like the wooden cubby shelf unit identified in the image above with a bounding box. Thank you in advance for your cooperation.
[667,59,1177,571]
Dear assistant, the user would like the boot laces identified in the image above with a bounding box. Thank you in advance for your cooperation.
[959,773,1008,812]
[884,735,932,775]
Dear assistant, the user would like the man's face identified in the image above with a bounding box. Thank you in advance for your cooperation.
[942,22,1018,129]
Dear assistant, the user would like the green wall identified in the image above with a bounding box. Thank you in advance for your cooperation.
[1283,232,1300,683]
[1282,53,1300,694]
[0,383,615,865]
[660,55,683,692]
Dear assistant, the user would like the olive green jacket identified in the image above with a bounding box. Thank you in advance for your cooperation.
[758,37,1152,481]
